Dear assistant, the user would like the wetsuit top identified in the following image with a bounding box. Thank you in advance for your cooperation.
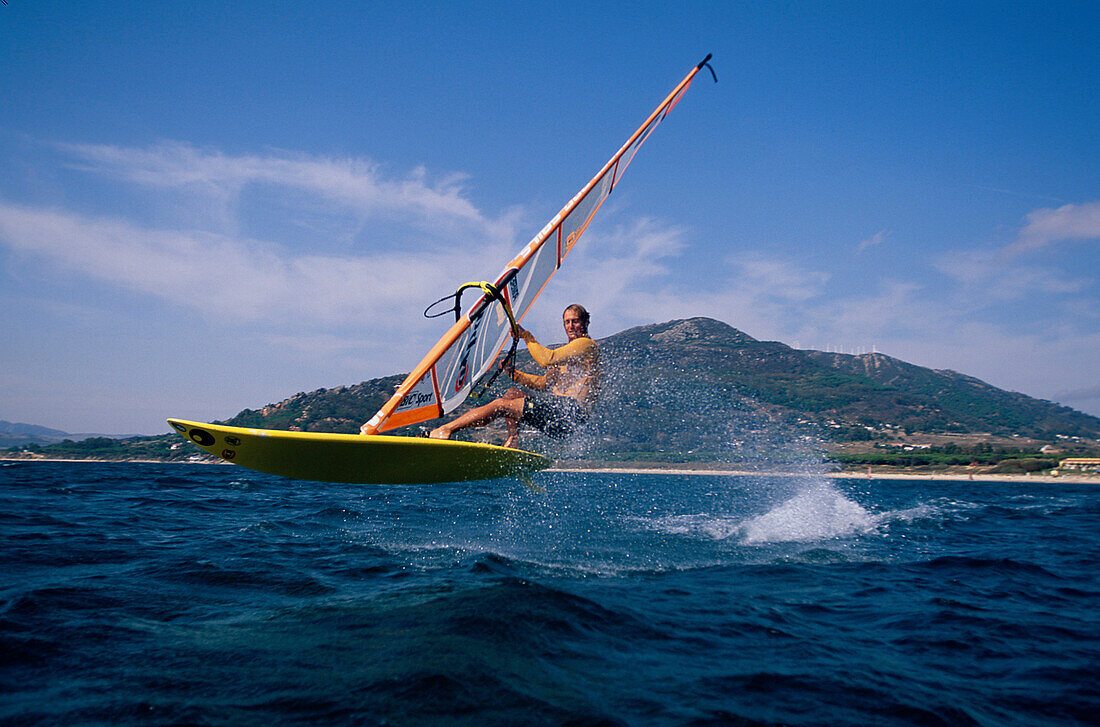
[510,335,600,411]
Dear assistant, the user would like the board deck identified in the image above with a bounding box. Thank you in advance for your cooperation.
[168,419,550,484]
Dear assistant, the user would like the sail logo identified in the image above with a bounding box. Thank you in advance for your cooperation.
[396,388,435,411]
[397,390,435,410]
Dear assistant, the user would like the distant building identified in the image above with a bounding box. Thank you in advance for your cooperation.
[1058,458,1100,473]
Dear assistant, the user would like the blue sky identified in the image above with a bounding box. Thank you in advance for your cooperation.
[2,1,1098,434]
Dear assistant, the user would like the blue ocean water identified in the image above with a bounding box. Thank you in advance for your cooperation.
[1,461,1097,726]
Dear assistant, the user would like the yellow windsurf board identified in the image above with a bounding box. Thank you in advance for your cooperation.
[168,419,549,484]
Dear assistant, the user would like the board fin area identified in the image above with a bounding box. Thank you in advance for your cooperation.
[168,419,549,485]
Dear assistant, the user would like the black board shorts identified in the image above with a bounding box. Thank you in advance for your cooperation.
[520,393,588,438]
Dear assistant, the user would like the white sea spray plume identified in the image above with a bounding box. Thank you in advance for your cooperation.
[738,479,879,544]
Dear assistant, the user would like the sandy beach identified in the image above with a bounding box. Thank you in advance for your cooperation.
[4,456,1097,485]
[549,465,1100,485]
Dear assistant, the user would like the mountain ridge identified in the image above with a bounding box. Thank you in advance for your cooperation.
[0,420,141,448]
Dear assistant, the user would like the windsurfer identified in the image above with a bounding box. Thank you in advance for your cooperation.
[429,304,600,447]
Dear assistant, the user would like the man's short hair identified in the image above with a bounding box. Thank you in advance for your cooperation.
[564,304,590,327]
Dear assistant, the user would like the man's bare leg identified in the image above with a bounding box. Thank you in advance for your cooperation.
[429,389,525,441]
[502,416,520,449]
[501,388,524,447]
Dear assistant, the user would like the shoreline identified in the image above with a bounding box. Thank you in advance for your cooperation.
[548,466,1099,484]
[4,456,1097,484]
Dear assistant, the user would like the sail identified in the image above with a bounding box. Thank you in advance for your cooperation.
[361,55,714,435]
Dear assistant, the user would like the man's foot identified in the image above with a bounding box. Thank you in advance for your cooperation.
[429,426,452,440]
[502,434,519,449]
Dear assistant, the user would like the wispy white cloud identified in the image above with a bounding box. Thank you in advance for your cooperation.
[56,141,521,247]
[0,202,423,322]
[0,142,533,328]
[857,229,889,252]
[921,200,1099,328]
[729,253,831,303]
[553,217,685,297]
[934,247,1089,302]
[1006,200,1100,256]
[0,202,509,326]
[542,231,832,343]
[970,184,1064,204]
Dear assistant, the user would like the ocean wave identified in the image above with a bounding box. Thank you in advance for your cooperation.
[140,558,337,598]
[4,462,1098,726]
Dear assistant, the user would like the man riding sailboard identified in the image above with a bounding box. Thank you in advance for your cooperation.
[357,55,716,452]
[428,304,599,447]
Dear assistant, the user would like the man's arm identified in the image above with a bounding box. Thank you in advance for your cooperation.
[521,329,595,367]
[510,368,547,390]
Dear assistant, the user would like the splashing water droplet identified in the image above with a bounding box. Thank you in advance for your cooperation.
[739,480,878,545]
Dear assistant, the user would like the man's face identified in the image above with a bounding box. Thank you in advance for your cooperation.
[563,310,586,340]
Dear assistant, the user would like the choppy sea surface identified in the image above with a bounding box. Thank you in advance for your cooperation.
[1,461,1097,726]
